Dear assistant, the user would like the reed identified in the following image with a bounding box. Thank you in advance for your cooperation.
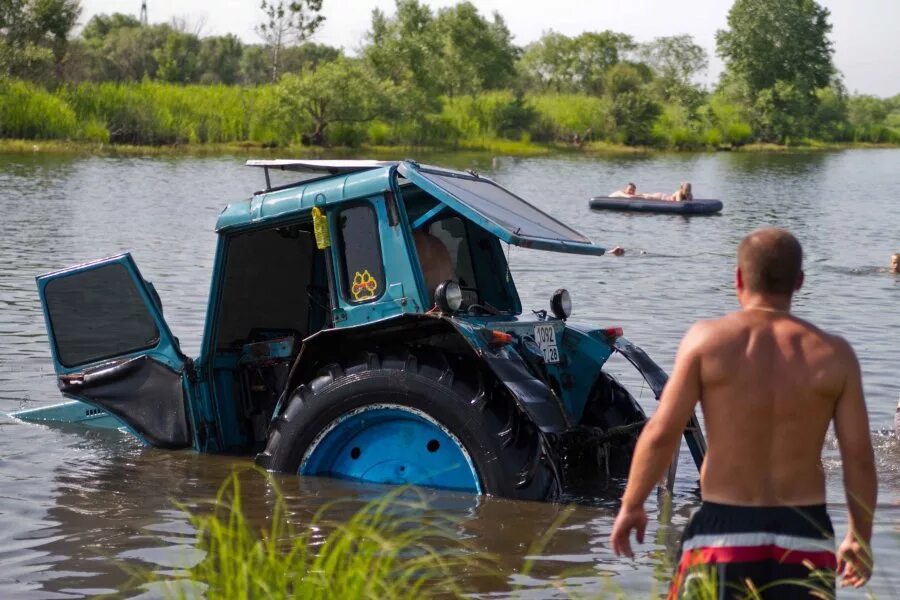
[157,470,499,600]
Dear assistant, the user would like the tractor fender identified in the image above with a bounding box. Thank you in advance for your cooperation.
[278,313,571,434]
[612,336,707,469]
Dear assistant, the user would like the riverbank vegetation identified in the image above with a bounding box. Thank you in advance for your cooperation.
[1,0,898,153]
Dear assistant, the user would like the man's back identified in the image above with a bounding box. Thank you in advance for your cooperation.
[611,227,877,592]
[693,309,849,505]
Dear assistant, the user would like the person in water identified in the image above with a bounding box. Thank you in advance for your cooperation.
[609,182,692,201]
[610,227,877,597]
[891,253,899,274]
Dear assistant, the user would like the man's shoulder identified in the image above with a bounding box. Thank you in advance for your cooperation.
[680,317,734,351]
[786,316,854,354]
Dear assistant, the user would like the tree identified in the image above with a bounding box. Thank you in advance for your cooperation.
[432,2,517,96]
[280,42,341,74]
[0,0,81,81]
[273,57,388,145]
[198,34,244,84]
[81,12,141,40]
[255,0,325,81]
[518,30,633,95]
[716,0,835,141]
[153,29,201,83]
[639,35,707,102]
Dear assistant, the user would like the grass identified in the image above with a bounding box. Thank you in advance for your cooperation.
[138,469,873,600]
[152,469,506,599]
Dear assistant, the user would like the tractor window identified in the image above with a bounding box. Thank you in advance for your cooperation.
[44,263,160,367]
[337,203,385,304]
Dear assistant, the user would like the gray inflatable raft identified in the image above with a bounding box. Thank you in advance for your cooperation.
[589,196,723,214]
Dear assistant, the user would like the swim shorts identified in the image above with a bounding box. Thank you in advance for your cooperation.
[669,502,836,599]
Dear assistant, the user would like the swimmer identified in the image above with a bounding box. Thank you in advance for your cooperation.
[891,253,899,274]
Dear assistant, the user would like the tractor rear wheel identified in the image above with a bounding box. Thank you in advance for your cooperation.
[256,348,559,501]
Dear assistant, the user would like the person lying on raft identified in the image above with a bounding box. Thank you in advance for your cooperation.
[610,227,877,598]
[609,182,693,201]
[609,183,639,198]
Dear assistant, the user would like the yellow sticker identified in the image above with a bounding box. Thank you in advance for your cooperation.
[351,270,378,301]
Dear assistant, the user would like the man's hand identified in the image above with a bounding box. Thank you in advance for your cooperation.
[836,531,873,588]
[610,504,647,558]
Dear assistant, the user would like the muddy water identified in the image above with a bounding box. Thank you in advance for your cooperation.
[0,150,897,598]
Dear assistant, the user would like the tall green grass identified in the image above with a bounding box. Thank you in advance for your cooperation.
[1,78,895,150]
[0,79,79,140]
[158,471,500,599]
[61,82,259,145]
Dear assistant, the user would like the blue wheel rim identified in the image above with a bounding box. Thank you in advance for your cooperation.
[299,404,482,493]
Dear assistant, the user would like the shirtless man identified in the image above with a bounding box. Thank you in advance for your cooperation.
[609,183,638,198]
[610,227,877,597]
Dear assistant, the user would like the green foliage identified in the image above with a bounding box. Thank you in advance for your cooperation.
[363,0,517,99]
[154,31,201,83]
[716,0,835,142]
[271,58,389,146]
[529,94,611,142]
[518,30,634,95]
[441,91,536,140]
[61,81,254,145]
[198,35,244,85]
[639,36,707,104]
[157,471,492,599]
[846,95,900,143]
[0,0,80,81]
[432,2,517,96]
[717,0,834,94]
[610,90,661,145]
[0,78,77,138]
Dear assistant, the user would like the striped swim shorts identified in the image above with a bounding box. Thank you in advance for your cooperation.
[669,502,836,599]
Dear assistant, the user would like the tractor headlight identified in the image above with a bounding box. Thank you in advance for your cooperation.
[435,280,463,313]
[550,288,571,320]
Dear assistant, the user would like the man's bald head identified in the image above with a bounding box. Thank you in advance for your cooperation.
[737,228,803,296]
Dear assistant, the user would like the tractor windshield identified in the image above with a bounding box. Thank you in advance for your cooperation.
[399,162,605,256]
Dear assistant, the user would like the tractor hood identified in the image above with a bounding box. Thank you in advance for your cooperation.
[398,161,606,256]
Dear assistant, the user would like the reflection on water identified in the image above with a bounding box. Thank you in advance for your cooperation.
[0,150,898,598]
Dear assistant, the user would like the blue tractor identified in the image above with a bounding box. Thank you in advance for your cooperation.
[13,160,705,501]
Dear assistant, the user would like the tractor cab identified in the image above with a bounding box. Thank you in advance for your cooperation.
[13,159,705,501]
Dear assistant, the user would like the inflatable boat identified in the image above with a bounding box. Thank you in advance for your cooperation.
[589,196,723,215]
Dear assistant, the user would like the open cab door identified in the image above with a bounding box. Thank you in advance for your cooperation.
[16,254,192,449]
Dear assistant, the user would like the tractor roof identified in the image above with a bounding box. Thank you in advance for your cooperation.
[217,159,605,256]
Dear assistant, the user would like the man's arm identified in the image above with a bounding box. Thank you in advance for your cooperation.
[832,339,877,587]
[610,323,705,557]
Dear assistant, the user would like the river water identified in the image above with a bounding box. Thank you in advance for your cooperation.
[0,149,897,598]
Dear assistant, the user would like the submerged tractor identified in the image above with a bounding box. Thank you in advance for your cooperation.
[13,160,704,501]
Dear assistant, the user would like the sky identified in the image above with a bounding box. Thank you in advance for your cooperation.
[79,0,900,97]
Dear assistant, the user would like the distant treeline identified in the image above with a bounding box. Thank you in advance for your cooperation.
[0,0,898,149]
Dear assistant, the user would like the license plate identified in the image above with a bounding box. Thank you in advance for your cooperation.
[533,324,560,364]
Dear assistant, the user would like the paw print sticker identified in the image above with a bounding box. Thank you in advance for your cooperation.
[351,270,378,301]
